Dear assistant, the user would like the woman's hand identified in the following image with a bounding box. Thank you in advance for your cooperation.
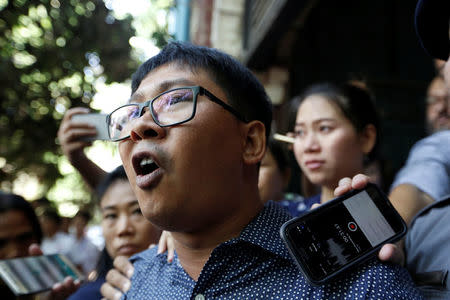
[334,174,405,266]
[157,231,175,263]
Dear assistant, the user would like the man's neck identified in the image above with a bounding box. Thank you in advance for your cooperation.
[171,198,263,281]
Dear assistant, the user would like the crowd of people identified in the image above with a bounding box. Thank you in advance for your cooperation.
[0,0,448,299]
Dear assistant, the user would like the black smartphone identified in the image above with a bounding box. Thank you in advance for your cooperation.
[0,254,84,296]
[72,113,110,141]
[280,183,407,285]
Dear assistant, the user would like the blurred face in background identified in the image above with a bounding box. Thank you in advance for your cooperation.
[100,179,161,259]
[38,216,59,238]
[258,150,289,203]
[443,27,450,92]
[72,215,88,238]
[426,76,449,133]
[0,210,37,259]
[444,56,450,98]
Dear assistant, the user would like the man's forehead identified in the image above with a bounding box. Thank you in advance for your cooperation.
[128,64,216,103]
[128,77,197,103]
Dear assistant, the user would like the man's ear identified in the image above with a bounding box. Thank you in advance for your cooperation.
[242,121,266,165]
[360,124,377,155]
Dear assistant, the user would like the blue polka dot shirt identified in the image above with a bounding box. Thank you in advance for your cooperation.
[124,202,423,299]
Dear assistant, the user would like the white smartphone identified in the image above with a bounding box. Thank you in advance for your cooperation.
[0,254,84,296]
[72,113,110,141]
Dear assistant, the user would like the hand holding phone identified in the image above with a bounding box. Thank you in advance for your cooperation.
[71,113,109,141]
[0,254,84,296]
[280,183,407,285]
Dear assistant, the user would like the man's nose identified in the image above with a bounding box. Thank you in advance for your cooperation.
[129,108,167,142]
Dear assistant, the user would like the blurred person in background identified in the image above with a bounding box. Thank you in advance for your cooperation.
[60,216,72,234]
[0,191,43,260]
[38,206,75,256]
[258,137,301,204]
[0,191,43,299]
[434,58,446,76]
[67,166,161,300]
[0,192,77,299]
[66,209,101,277]
[57,107,108,191]
[425,75,449,133]
[384,1,450,297]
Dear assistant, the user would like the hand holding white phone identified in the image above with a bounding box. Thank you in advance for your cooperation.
[71,113,110,141]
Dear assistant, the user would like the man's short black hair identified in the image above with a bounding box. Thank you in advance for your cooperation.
[131,41,273,138]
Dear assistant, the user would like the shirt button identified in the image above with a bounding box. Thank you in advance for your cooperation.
[195,294,205,300]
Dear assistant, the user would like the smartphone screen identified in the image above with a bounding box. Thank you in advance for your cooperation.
[72,113,109,141]
[0,254,84,296]
[280,184,406,284]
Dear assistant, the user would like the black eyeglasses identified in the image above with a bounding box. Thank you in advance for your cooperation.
[107,86,248,141]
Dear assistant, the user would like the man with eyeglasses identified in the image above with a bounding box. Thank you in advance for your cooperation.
[93,41,422,299]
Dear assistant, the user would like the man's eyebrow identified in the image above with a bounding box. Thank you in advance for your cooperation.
[158,78,197,92]
[128,78,197,104]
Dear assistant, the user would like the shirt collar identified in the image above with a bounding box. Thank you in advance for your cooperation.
[233,201,293,261]
[132,201,294,262]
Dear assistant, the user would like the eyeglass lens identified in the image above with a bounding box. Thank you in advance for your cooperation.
[108,88,195,140]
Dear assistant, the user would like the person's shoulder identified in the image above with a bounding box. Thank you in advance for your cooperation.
[410,130,450,157]
[417,130,449,144]
[129,246,162,268]
[67,277,104,300]
[342,259,423,298]
[271,259,421,299]
[126,247,177,298]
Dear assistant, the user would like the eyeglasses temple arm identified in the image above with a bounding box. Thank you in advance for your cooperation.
[200,88,248,123]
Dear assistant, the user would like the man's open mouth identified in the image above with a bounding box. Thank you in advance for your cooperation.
[133,154,160,176]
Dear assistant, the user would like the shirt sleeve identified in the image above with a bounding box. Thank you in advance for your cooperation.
[390,131,450,201]
[335,260,424,299]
